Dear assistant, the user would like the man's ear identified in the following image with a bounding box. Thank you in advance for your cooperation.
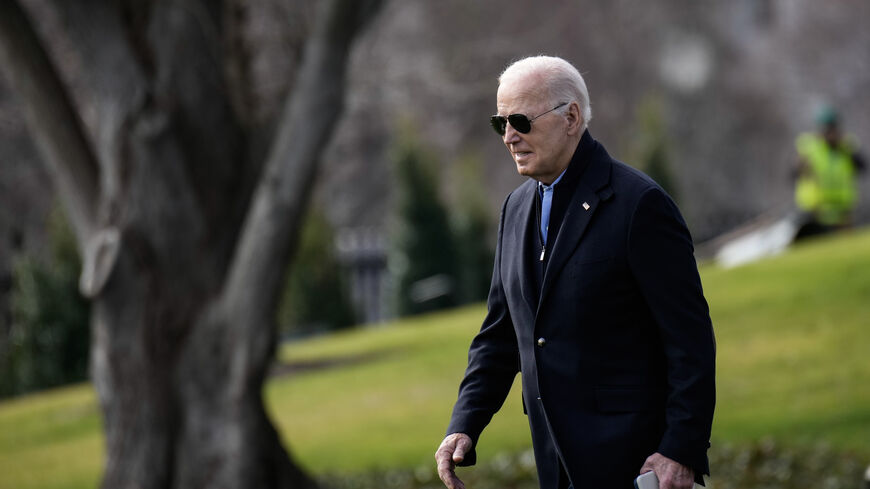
[565,101,583,135]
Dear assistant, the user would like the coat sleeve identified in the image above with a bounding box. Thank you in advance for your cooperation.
[446,197,520,466]
[627,186,716,478]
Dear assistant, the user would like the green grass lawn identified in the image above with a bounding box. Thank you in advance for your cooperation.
[704,229,870,454]
[2,228,869,488]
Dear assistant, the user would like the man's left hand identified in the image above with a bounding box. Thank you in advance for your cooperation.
[639,453,694,489]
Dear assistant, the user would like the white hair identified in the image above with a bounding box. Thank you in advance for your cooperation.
[499,55,592,128]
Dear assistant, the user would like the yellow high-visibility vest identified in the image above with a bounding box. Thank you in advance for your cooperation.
[795,133,858,225]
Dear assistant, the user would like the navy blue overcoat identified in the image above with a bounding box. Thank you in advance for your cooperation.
[447,131,716,489]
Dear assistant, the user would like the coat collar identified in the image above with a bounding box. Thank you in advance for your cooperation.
[532,130,615,314]
[510,130,615,317]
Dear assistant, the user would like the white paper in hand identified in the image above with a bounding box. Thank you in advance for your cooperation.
[634,471,701,489]
[634,471,659,489]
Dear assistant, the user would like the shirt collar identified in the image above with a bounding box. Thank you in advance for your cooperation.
[538,168,567,192]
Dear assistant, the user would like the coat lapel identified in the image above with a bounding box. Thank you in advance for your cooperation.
[538,152,613,311]
[511,180,539,315]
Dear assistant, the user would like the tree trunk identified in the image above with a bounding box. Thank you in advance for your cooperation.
[0,0,384,487]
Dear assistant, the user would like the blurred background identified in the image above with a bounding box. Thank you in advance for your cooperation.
[1,1,869,488]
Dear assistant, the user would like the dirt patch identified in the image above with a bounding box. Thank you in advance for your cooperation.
[269,350,390,378]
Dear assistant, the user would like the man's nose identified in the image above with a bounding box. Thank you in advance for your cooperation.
[503,123,521,144]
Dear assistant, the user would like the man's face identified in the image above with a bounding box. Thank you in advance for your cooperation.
[822,123,841,145]
[496,74,576,184]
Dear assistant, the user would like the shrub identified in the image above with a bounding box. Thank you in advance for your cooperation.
[318,441,868,489]
[277,207,357,336]
[0,209,90,398]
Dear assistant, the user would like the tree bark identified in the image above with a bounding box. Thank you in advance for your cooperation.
[0,0,98,248]
[0,0,383,488]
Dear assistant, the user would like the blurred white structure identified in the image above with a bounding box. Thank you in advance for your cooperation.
[336,226,389,324]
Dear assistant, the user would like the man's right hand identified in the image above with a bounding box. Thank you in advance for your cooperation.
[435,433,472,489]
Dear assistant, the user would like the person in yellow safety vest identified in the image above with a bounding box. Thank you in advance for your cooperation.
[793,106,865,239]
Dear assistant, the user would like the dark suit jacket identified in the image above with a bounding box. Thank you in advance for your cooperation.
[447,131,715,489]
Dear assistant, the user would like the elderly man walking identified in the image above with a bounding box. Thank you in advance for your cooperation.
[435,56,716,489]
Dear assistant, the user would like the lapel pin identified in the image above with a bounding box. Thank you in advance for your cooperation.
[582,202,590,210]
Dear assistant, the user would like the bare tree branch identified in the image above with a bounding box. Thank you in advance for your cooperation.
[221,0,384,380]
[0,0,99,248]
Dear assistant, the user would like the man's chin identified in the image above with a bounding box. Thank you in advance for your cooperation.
[515,162,533,177]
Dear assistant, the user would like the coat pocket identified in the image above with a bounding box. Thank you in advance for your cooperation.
[567,255,613,277]
[594,386,662,413]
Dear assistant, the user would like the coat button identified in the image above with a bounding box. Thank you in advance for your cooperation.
[536,337,546,347]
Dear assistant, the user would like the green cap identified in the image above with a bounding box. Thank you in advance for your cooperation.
[816,106,839,126]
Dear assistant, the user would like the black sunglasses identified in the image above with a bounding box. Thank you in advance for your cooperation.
[490,102,568,136]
